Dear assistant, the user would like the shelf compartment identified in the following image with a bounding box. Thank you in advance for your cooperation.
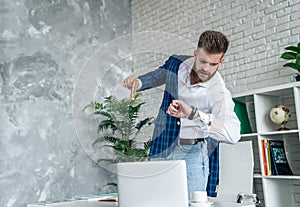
[254,92,298,133]
[263,179,296,207]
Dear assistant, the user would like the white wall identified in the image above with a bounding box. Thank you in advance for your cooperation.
[131,0,300,94]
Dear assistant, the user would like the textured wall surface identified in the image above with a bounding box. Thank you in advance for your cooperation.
[0,0,131,207]
[131,0,300,94]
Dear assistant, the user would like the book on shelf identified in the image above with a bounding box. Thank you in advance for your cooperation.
[261,139,293,176]
[266,139,274,175]
[261,139,268,176]
[261,139,273,175]
[269,140,293,175]
[268,140,277,176]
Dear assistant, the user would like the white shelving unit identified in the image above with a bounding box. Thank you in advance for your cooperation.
[233,82,300,207]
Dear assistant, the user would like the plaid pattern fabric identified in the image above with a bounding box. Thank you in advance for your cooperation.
[138,55,219,196]
[206,138,219,197]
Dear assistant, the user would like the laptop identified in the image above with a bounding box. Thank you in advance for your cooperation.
[117,160,189,207]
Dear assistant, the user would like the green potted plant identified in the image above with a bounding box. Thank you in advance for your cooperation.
[280,42,300,81]
[83,93,154,163]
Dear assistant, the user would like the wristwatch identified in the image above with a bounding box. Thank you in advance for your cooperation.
[188,106,197,120]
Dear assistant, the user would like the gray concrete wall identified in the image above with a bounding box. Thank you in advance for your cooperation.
[0,0,131,207]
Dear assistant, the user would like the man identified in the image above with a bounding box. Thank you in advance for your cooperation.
[122,30,240,199]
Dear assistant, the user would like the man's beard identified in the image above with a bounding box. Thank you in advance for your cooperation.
[191,65,219,83]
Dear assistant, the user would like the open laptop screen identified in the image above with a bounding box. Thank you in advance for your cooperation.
[117,160,189,207]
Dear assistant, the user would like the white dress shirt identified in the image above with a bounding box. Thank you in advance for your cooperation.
[136,57,241,144]
[178,57,240,144]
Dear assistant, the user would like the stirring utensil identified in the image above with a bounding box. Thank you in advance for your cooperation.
[130,80,139,101]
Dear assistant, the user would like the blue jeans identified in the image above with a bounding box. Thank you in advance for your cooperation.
[152,140,209,200]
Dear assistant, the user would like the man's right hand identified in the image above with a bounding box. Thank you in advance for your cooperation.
[166,100,193,119]
[122,74,139,90]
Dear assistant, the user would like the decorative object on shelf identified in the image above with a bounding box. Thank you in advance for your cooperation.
[83,93,154,163]
[269,140,293,175]
[269,105,290,131]
[280,42,300,82]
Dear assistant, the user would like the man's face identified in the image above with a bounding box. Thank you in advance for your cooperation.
[193,48,224,82]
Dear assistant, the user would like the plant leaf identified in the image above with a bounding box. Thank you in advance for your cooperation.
[102,136,120,144]
[281,52,296,60]
[283,63,300,72]
[82,102,104,112]
[98,120,118,133]
[135,117,155,131]
[84,93,152,162]
[285,46,300,53]
[113,139,134,153]
[144,139,152,150]
[92,136,119,146]
[296,53,300,61]
[94,111,112,118]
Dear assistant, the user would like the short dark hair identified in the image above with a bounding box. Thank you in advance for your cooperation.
[197,30,229,55]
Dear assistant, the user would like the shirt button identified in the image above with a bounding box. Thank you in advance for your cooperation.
[177,121,180,125]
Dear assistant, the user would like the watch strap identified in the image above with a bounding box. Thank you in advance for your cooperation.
[188,106,197,120]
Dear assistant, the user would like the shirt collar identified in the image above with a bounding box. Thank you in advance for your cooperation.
[181,57,206,87]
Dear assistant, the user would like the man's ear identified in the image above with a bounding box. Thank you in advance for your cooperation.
[194,50,197,59]
[220,57,225,64]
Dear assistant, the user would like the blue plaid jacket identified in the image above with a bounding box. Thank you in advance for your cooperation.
[138,55,219,197]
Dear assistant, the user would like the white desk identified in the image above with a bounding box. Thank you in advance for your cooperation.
[28,200,255,207]
[209,196,256,207]
[27,200,117,207]
[28,196,255,207]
